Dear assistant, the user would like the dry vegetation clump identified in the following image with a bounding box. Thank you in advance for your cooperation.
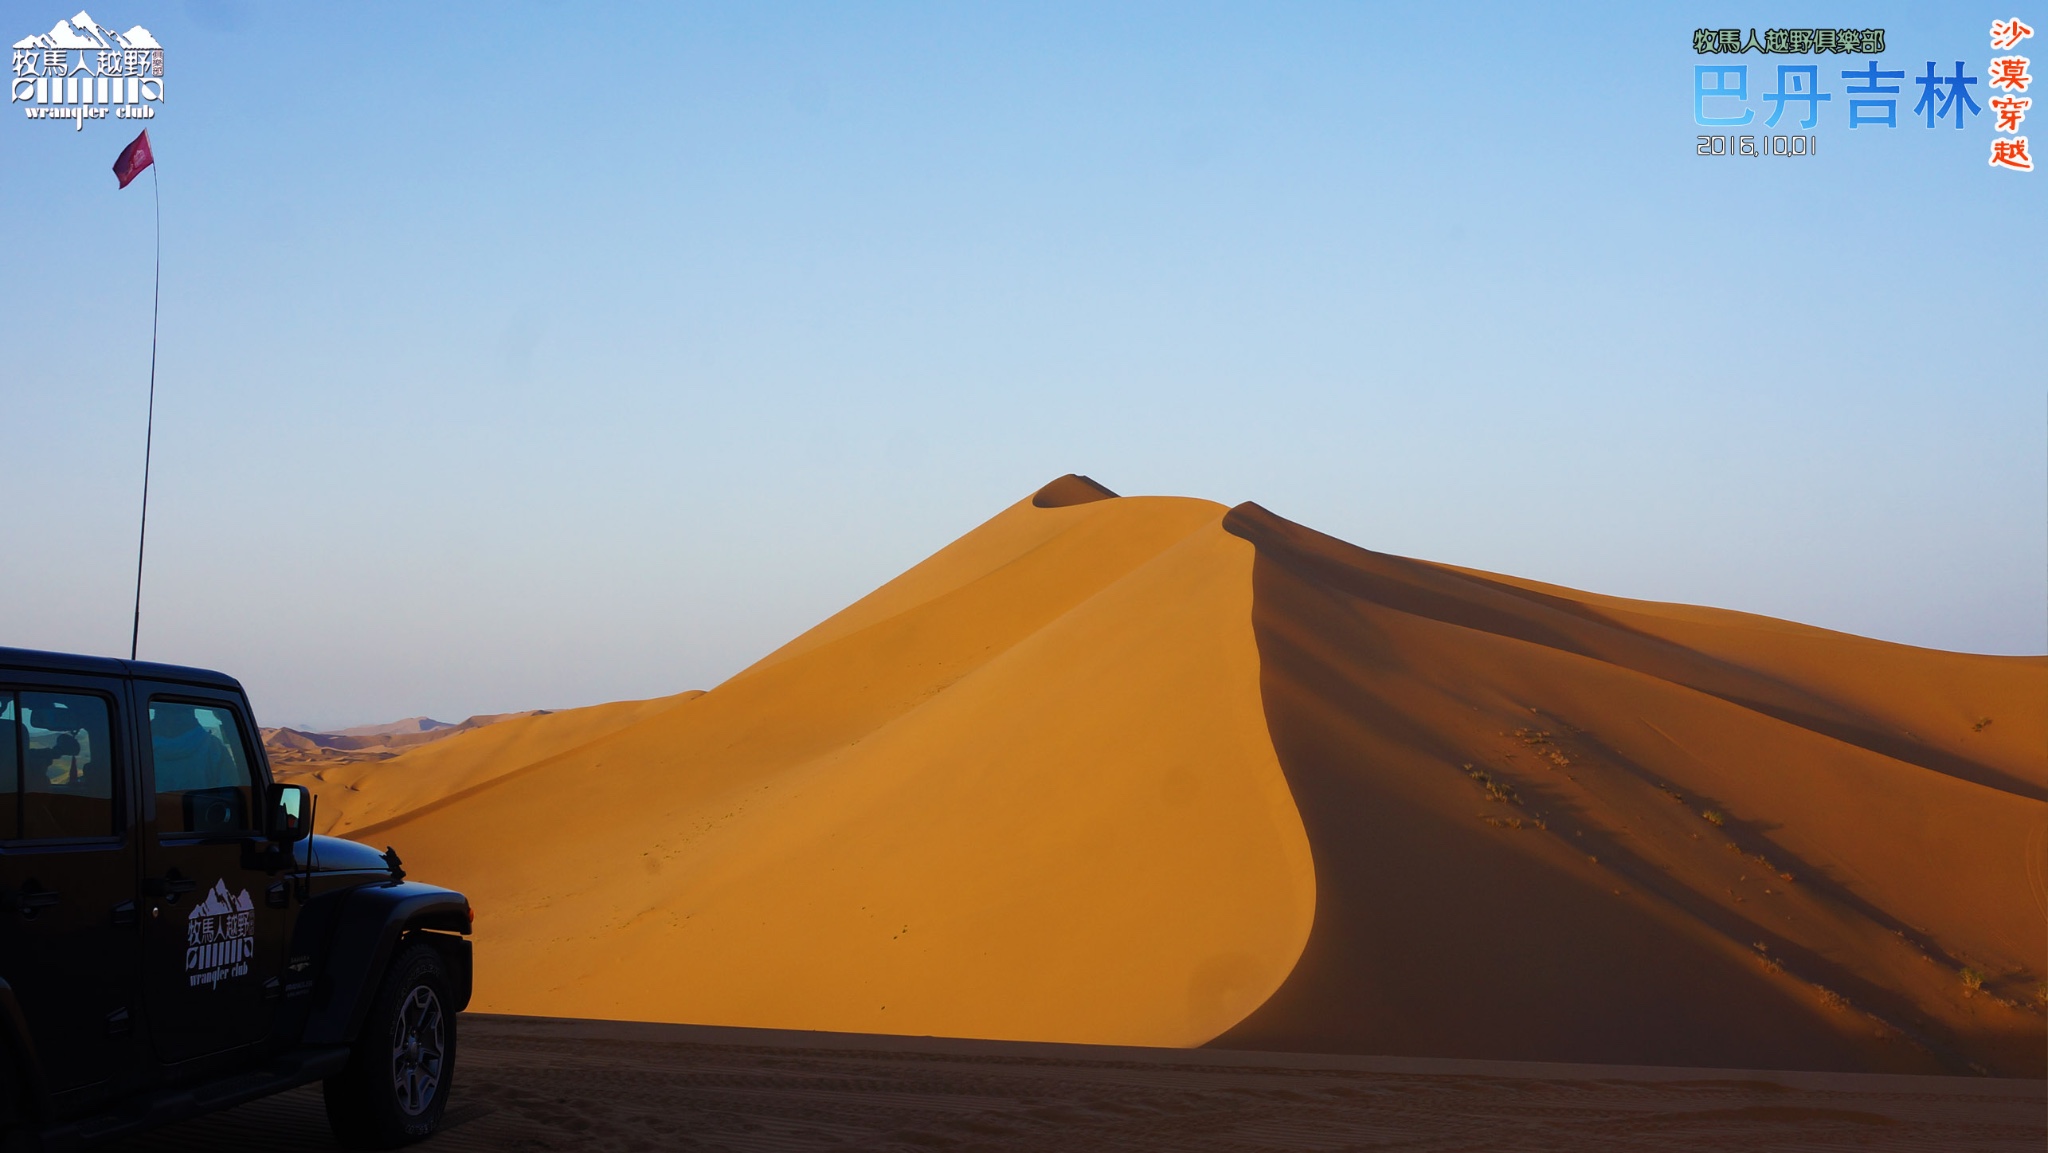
[1971,716,1992,732]
[1701,809,1727,827]
[1462,764,1521,805]
[1510,728,1573,768]
[1461,763,1549,830]
[1959,967,1986,995]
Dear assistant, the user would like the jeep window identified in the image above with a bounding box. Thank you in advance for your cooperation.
[0,691,117,840]
[149,700,256,835]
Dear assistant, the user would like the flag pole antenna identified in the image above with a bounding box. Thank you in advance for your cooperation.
[130,157,159,661]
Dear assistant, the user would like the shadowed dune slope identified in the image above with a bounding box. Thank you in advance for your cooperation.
[335,491,1314,1046]
[1031,473,1120,508]
[1211,504,2046,1076]
[1443,565,2046,801]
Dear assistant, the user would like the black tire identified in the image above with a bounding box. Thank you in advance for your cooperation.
[323,941,457,1148]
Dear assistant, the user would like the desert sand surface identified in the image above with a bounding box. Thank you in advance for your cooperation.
[301,476,2045,1076]
[113,1015,2046,1152]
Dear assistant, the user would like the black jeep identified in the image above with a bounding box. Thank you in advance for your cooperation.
[0,646,472,1148]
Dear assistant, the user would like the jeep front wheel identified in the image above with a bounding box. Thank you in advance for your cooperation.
[324,941,457,1148]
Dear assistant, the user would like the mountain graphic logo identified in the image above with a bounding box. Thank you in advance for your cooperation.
[184,879,256,988]
[10,9,165,126]
[11,11,157,52]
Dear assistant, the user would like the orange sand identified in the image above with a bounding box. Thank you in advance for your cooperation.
[301,694,693,834]
[304,477,2046,1073]
[334,483,1314,1046]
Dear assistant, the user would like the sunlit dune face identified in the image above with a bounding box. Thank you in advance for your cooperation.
[323,488,1314,1047]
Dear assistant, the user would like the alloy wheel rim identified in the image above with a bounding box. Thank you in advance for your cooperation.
[388,985,445,1116]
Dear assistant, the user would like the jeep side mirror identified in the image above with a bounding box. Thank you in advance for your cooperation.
[269,784,313,843]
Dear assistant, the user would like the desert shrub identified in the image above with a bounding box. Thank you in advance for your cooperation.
[1701,809,1726,827]
[1960,967,1986,994]
[1464,764,1520,804]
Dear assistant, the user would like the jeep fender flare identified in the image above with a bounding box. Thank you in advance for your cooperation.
[300,882,472,1047]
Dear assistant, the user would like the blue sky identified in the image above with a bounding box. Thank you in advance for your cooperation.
[2,2,2041,728]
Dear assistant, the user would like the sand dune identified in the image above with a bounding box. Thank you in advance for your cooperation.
[290,694,695,833]
[333,716,459,738]
[303,477,2045,1074]
[263,711,551,767]
[324,483,1313,1045]
[1211,504,2043,1075]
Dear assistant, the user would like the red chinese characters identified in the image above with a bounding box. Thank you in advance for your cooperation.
[1988,55,2033,90]
[1990,17,2034,50]
[1989,19,2035,171]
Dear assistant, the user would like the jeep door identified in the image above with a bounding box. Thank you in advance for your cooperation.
[0,675,142,1095]
[134,685,290,1065]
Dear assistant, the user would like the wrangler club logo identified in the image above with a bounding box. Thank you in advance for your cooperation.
[186,880,255,988]
[11,10,163,130]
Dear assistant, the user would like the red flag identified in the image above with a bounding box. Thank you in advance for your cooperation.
[113,129,154,189]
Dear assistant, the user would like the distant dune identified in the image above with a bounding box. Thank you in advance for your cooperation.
[332,716,460,738]
[263,710,549,767]
[278,695,694,815]
[302,477,2046,1075]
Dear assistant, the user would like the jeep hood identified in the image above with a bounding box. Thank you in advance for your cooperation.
[292,834,397,874]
